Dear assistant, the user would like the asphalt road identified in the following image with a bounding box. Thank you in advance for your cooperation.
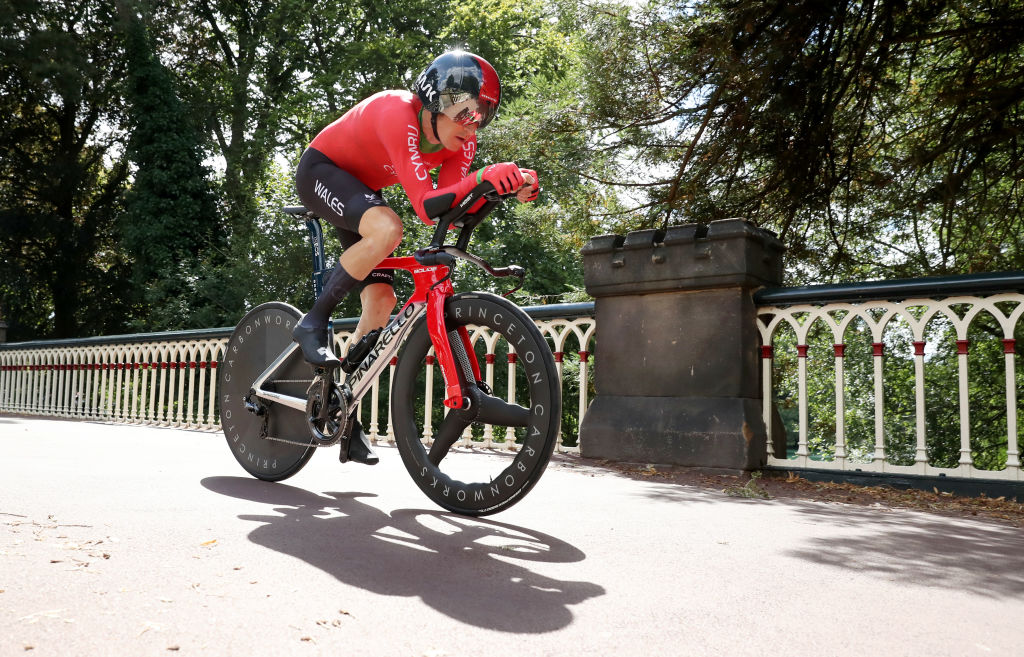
[1,416,1022,656]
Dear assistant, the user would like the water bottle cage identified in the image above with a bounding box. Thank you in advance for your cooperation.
[340,328,382,374]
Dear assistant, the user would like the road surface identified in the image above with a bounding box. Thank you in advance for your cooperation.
[1,416,1022,656]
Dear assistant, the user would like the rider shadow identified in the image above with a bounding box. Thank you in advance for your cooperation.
[201,476,605,633]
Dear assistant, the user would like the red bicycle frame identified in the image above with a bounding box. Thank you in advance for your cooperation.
[376,254,481,410]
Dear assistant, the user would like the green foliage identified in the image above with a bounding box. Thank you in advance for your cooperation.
[723,471,772,499]
[577,0,1024,282]
[117,2,224,330]
[4,0,1023,354]
[230,160,318,314]
[0,0,618,338]
[0,0,133,339]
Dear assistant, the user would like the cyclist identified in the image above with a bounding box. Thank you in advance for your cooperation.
[292,50,540,464]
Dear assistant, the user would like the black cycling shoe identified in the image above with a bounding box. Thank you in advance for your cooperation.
[343,419,379,465]
[292,322,341,368]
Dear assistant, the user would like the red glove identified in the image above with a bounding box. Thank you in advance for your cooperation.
[478,162,525,195]
[518,168,540,202]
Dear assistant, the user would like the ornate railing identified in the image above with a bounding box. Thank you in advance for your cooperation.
[755,272,1024,481]
[0,303,595,453]
[13,268,1024,482]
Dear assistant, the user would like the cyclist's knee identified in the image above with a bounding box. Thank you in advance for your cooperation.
[361,207,403,252]
[380,221,403,252]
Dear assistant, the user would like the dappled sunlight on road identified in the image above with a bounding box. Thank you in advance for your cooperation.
[784,502,1024,598]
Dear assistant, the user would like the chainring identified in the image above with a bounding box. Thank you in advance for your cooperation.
[305,378,349,445]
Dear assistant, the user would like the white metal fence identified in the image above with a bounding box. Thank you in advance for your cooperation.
[757,289,1024,481]
[9,279,1023,482]
[0,306,595,454]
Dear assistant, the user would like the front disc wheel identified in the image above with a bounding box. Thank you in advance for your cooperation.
[392,292,561,516]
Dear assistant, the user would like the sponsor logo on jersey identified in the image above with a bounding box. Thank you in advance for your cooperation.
[406,124,429,181]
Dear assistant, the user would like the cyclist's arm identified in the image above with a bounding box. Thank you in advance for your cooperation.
[436,138,476,188]
[422,162,531,219]
[432,137,488,216]
[415,177,484,224]
[376,108,479,224]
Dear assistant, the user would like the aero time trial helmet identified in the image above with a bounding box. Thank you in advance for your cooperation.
[414,50,501,130]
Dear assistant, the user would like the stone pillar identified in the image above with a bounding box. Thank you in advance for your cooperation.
[579,219,785,470]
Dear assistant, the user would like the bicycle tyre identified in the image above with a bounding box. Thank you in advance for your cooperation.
[219,301,316,481]
[392,292,561,516]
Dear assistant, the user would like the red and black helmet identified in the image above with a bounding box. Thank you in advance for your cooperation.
[414,50,501,129]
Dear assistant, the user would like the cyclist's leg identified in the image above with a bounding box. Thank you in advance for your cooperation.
[353,283,398,342]
[293,147,395,365]
[294,149,397,463]
[338,205,402,279]
[331,231,395,467]
[333,226,398,344]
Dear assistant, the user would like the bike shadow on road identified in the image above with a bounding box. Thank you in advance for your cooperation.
[201,476,605,633]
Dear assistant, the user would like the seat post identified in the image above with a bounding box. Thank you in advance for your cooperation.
[301,214,337,358]
[303,217,331,300]
[281,206,333,301]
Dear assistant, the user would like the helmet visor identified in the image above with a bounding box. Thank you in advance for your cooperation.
[441,95,498,130]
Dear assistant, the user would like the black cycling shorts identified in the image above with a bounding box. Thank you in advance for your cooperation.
[295,147,395,288]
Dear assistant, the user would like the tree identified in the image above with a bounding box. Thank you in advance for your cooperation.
[576,0,1024,282]
[149,0,468,322]
[167,0,601,319]
[116,0,224,330]
[0,0,133,340]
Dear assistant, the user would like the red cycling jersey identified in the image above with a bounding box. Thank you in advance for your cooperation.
[309,90,480,225]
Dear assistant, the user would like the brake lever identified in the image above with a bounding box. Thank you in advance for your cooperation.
[501,265,525,278]
[500,265,525,298]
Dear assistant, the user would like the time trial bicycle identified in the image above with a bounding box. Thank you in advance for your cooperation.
[218,181,561,516]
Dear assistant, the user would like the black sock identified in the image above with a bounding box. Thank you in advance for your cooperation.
[300,264,359,328]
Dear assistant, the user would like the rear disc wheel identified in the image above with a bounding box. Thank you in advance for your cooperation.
[219,302,317,481]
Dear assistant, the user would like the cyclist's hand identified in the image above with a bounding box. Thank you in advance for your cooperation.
[517,168,539,203]
[480,162,525,196]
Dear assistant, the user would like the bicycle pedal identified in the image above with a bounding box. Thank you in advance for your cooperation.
[311,365,336,377]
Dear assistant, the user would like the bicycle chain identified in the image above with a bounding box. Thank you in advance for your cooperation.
[262,433,318,448]
[252,380,320,448]
[257,413,318,448]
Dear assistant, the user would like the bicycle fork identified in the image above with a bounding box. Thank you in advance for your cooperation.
[424,282,482,411]
[338,260,483,414]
